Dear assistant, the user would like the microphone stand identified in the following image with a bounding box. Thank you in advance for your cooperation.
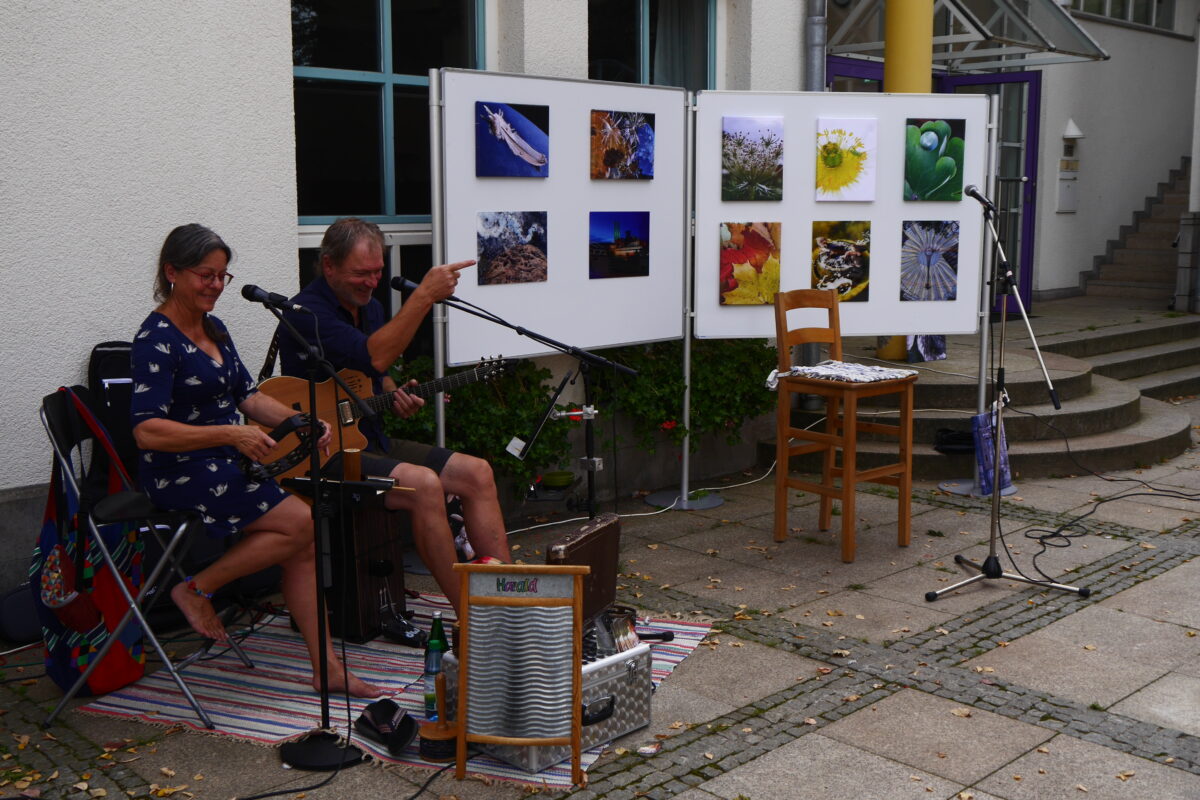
[397,281,636,518]
[925,195,1089,602]
[253,303,379,771]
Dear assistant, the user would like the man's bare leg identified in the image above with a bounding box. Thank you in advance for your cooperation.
[439,453,510,563]
[385,463,463,614]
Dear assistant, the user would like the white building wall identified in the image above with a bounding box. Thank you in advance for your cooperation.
[723,0,805,90]
[1033,13,1198,293]
[492,0,588,77]
[0,2,297,573]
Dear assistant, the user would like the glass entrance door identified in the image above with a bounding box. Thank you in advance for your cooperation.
[939,71,1041,312]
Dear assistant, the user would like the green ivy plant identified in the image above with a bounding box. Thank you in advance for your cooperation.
[591,338,777,452]
[383,356,573,494]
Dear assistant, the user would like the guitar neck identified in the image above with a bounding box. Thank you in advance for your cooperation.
[408,365,491,399]
[362,363,494,416]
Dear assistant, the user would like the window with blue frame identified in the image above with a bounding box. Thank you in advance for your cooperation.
[291,0,479,223]
[587,0,712,92]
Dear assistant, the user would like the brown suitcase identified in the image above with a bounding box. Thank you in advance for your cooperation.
[545,512,621,621]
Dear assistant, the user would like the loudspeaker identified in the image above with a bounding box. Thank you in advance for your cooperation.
[328,503,407,643]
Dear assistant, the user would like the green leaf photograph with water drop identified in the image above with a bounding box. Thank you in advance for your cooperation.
[903,119,965,202]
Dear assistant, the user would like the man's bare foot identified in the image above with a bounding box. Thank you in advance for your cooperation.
[169,581,228,642]
[315,663,386,698]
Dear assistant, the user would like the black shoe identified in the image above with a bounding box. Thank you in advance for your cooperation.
[380,614,427,648]
[354,698,418,756]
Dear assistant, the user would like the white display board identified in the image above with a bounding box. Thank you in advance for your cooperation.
[694,90,991,338]
[439,69,689,364]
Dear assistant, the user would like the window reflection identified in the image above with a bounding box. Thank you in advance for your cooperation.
[390,0,475,73]
[294,80,383,216]
[588,0,709,91]
[292,0,380,70]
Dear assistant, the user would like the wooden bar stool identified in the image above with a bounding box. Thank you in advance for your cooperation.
[772,289,916,562]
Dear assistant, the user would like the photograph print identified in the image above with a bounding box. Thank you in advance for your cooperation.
[811,220,870,302]
[900,220,959,302]
[719,222,781,305]
[815,118,877,202]
[589,211,650,279]
[903,118,965,202]
[721,116,784,202]
[475,101,550,178]
[590,110,655,180]
[477,211,548,285]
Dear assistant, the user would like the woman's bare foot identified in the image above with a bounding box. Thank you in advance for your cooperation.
[169,581,228,642]
[316,661,386,698]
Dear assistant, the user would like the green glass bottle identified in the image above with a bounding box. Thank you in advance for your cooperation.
[423,611,449,720]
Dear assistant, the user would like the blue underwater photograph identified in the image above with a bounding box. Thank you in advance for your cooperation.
[475,101,550,178]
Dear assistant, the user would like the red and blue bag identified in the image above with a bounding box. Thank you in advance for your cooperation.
[31,387,145,696]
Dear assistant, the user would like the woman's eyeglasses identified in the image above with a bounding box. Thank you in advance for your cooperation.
[186,268,235,287]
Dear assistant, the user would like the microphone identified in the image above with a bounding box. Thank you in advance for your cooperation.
[390,275,462,303]
[240,284,306,313]
[964,184,998,214]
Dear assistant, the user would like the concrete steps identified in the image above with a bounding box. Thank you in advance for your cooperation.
[887,397,1192,480]
[1085,281,1175,299]
[761,310,1198,480]
[1086,337,1200,381]
[1084,161,1188,303]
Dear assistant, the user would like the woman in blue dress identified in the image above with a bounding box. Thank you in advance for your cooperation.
[131,224,382,698]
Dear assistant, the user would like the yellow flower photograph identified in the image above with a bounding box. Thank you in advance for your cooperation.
[815,118,876,202]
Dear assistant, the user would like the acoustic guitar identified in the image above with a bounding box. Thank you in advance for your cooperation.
[252,358,513,480]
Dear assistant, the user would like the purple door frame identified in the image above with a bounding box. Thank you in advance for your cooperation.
[826,56,1042,312]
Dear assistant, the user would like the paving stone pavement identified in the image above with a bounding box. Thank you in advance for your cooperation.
[2,397,1199,799]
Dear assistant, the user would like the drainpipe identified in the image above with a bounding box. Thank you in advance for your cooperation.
[798,1,828,409]
[1177,12,1200,313]
[805,0,827,92]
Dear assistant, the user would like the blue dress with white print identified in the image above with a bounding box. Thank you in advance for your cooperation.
[130,311,288,538]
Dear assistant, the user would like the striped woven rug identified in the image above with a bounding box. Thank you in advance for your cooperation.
[77,594,710,788]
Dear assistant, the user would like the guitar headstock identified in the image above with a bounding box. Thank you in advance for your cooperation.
[478,355,516,382]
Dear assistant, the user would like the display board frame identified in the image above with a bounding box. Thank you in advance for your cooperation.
[693,90,991,338]
[437,68,690,365]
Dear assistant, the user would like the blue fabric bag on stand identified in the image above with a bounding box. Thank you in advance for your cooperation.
[972,410,1012,496]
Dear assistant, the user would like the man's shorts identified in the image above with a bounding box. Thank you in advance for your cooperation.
[325,438,454,480]
[363,438,454,478]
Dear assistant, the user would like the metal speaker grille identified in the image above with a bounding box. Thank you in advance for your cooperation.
[466,605,575,737]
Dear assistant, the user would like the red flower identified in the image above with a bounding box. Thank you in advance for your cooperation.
[660,420,678,431]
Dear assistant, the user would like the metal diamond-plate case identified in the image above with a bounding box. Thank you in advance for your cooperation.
[483,642,653,773]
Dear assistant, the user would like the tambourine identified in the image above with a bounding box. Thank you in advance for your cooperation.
[242,413,315,482]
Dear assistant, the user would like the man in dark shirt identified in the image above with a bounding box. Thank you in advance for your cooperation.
[278,218,509,612]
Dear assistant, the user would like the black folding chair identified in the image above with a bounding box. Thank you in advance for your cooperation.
[39,386,250,729]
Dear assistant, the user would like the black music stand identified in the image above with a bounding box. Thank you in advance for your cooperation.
[250,303,381,771]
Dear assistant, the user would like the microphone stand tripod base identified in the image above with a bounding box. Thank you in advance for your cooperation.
[644,489,724,511]
[279,730,365,771]
[924,554,1091,603]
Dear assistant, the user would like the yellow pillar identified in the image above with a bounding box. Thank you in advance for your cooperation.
[877,0,935,360]
[883,0,934,93]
